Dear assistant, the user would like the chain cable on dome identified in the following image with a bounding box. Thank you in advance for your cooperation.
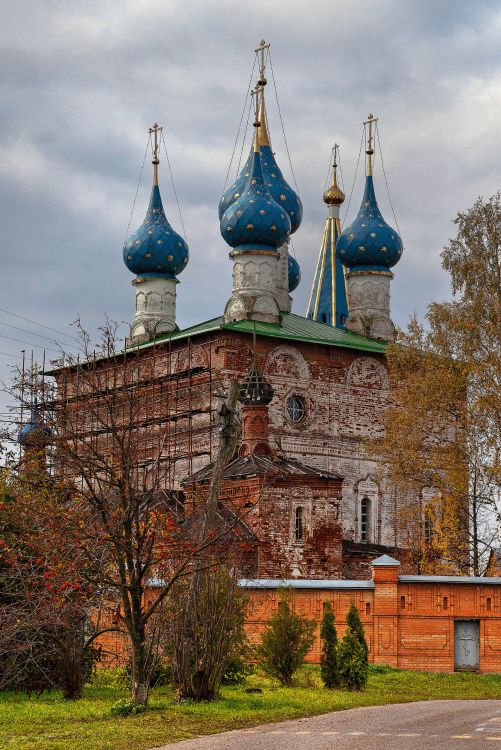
[221,54,257,197]
[160,130,189,245]
[268,50,300,196]
[376,124,403,240]
[235,92,254,177]
[123,133,150,247]
[342,125,365,225]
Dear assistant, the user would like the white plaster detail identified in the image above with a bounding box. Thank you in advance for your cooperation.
[275,239,292,313]
[345,271,395,341]
[224,250,280,323]
[128,276,177,344]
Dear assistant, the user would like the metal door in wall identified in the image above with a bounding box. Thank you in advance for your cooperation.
[454,620,480,671]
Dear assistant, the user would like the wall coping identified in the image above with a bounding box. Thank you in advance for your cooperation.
[399,575,501,585]
[238,578,375,590]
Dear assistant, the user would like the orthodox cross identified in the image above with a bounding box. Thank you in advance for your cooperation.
[364,113,378,175]
[149,123,162,183]
[255,39,270,84]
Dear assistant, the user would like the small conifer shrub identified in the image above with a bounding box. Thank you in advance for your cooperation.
[320,601,339,688]
[337,601,369,691]
[258,589,315,687]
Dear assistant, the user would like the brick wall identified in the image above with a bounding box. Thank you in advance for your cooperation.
[242,557,501,673]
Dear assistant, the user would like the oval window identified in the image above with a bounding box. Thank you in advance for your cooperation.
[287,395,305,423]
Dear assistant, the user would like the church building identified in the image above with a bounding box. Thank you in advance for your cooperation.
[45,42,414,580]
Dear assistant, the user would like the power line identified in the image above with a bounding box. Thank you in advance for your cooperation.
[0,319,79,350]
[0,306,79,342]
[0,332,62,354]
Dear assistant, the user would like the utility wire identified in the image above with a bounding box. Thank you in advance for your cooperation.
[0,319,79,350]
[0,332,60,354]
[161,131,188,245]
[0,306,79,342]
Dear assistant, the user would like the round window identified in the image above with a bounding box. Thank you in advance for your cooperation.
[286,395,306,423]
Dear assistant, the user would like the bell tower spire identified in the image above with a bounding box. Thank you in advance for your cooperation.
[307,145,348,327]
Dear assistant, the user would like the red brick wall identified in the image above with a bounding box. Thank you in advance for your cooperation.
[243,563,501,673]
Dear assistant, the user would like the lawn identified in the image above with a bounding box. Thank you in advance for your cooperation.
[2,666,501,750]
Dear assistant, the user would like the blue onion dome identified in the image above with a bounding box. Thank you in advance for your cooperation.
[219,96,302,234]
[123,179,189,279]
[336,174,403,272]
[18,403,51,447]
[221,147,291,251]
[288,254,301,292]
[218,151,252,221]
[260,144,303,234]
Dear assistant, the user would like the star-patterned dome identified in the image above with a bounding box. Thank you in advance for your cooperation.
[288,254,301,292]
[220,147,291,251]
[219,96,302,234]
[18,402,51,447]
[336,174,402,272]
[123,181,189,279]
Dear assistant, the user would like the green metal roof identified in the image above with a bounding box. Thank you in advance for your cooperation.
[133,313,386,355]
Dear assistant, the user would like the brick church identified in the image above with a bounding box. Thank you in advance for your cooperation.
[23,42,416,584]
[113,44,411,582]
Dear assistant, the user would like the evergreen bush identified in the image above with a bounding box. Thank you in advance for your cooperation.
[337,601,369,691]
[320,602,338,688]
[257,589,315,687]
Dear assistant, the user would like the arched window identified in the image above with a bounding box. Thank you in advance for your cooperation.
[360,496,370,542]
[287,395,306,423]
[295,506,304,541]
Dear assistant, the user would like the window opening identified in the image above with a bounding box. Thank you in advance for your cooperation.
[287,395,305,423]
[443,596,448,610]
[360,496,370,542]
[295,506,304,541]
[487,598,492,612]
[400,595,405,610]
[366,602,371,615]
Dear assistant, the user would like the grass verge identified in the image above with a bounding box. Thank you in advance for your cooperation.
[2,666,501,750]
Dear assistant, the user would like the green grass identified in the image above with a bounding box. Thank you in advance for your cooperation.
[2,666,501,750]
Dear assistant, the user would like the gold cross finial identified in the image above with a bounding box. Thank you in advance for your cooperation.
[255,39,270,82]
[149,123,163,185]
[363,113,378,176]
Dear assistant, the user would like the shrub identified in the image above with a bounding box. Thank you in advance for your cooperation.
[320,602,339,688]
[221,653,252,685]
[110,698,146,717]
[337,602,369,691]
[257,589,315,687]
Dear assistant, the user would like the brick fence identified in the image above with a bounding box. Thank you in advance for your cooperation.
[241,554,501,673]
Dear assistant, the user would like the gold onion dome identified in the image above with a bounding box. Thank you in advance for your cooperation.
[323,165,345,206]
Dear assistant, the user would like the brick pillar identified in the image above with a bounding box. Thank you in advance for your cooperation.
[239,404,271,456]
[371,554,400,667]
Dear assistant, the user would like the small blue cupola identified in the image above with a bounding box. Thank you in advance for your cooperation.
[336,172,403,273]
[288,254,301,292]
[124,126,189,280]
[18,400,51,448]
[220,144,291,252]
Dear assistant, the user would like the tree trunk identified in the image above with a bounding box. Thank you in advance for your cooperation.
[130,629,149,706]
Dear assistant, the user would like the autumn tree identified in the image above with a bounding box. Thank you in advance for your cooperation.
[4,322,245,707]
[369,193,501,574]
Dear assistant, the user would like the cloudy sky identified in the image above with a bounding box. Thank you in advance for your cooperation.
[1,0,500,414]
